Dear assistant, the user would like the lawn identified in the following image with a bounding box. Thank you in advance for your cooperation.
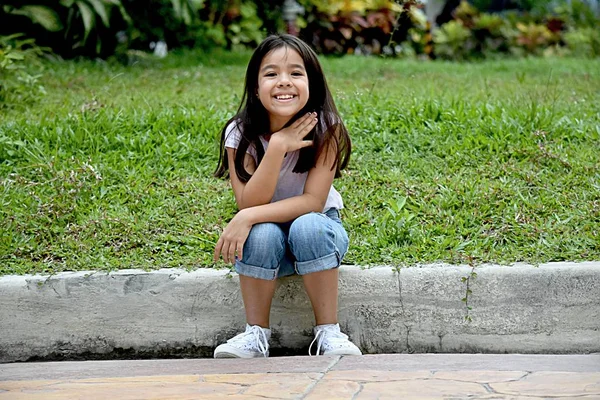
[1,51,599,275]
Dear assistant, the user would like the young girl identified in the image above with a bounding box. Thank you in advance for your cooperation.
[213,34,361,358]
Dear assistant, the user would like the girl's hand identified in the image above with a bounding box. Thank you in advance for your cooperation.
[214,210,253,264]
[270,112,318,153]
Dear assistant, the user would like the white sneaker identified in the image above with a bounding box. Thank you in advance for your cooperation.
[309,323,362,356]
[214,324,271,358]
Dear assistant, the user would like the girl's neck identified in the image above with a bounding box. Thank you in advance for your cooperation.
[269,116,291,134]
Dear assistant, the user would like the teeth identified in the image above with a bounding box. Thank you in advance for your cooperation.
[276,95,294,100]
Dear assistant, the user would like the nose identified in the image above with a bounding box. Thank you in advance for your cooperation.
[277,73,292,87]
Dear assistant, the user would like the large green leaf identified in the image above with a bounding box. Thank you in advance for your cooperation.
[9,5,63,32]
[106,0,132,24]
[87,0,110,27]
[4,53,25,61]
[170,0,204,25]
[75,1,95,42]
[182,3,192,25]
[170,0,183,21]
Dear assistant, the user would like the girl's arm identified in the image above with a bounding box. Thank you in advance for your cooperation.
[226,144,284,209]
[245,124,342,223]
[215,138,338,263]
[241,142,337,224]
[228,113,318,209]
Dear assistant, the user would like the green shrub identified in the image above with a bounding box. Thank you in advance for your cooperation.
[424,0,600,60]
[0,34,47,107]
[1,1,131,58]
[473,13,512,58]
[1,0,266,58]
[298,0,423,56]
[554,0,600,28]
[121,0,264,56]
[563,27,600,57]
[513,22,558,56]
[433,20,474,61]
[225,1,264,48]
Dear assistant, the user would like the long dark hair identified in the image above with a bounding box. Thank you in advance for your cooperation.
[214,34,351,182]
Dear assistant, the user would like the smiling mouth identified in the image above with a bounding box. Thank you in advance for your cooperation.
[274,94,297,101]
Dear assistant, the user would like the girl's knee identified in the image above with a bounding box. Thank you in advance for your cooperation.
[289,213,345,275]
[288,213,335,250]
[247,223,285,246]
[244,223,286,258]
[288,213,348,266]
[237,223,286,278]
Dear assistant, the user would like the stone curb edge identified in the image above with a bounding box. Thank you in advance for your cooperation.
[1,262,599,362]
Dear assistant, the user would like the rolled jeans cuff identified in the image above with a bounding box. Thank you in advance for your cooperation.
[295,251,341,275]
[235,260,279,281]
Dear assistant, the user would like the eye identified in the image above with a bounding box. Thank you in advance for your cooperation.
[265,72,276,77]
[292,71,304,76]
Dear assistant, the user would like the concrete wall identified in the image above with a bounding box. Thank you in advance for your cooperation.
[1,263,599,362]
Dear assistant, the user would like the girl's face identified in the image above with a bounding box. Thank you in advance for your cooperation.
[257,47,309,132]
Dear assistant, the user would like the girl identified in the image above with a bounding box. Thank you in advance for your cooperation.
[213,34,361,358]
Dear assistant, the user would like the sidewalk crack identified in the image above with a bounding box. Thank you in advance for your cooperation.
[350,382,364,400]
[299,356,342,399]
[482,383,495,393]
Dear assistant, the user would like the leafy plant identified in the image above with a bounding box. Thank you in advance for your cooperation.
[563,27,600,57]
[381,197,419,246]
[514,22,557,55]
[2,1,131,57]
[170,0,205,25]
[474,12,504,34]
[226,1,264,48]
[63,0,130,44]
[125,0,263,54]
[299,0,423,55]
[2,5,63,32]
[433,20,474,60]
[452,0,479,28]
[369,0,600,59]
[0,34,47,107]
[307,0,402,15]
[554,0,600,28]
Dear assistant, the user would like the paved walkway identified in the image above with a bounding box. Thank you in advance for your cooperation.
[1,354,599,399]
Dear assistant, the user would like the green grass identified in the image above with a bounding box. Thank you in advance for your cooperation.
[1,50,599,275]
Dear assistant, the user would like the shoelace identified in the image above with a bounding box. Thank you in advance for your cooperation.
[228,325,269,358]
[308,326,348,356]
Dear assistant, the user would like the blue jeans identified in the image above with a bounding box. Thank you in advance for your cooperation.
[235,208,349,280]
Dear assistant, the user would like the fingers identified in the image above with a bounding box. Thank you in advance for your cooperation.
[214,238,223,262]
[300,140,314,148]
[291,112,314,129]
[297,114,318,138]
[292,112,318,132]
[227,241,236,265]
[215,237,243,264]
[236,242,244,261]
[299,119,318,139]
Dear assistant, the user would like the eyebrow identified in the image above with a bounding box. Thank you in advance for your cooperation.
[260,63,306,72]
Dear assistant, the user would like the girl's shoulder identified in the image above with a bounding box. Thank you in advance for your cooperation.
[224,119,258,158]
[224,119,243,149]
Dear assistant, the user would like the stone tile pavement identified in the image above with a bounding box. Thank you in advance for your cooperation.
[1,354,599,399]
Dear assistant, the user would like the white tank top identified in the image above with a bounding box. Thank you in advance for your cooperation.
[224,122,344,211]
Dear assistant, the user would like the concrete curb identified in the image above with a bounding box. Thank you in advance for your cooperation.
[1,262,599,362]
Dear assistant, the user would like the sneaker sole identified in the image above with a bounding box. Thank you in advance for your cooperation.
[322,349,362,356]
[214,351,270,359]
[214,352,241,358]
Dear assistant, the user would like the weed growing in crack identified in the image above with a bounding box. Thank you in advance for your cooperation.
[461,255,478,322]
